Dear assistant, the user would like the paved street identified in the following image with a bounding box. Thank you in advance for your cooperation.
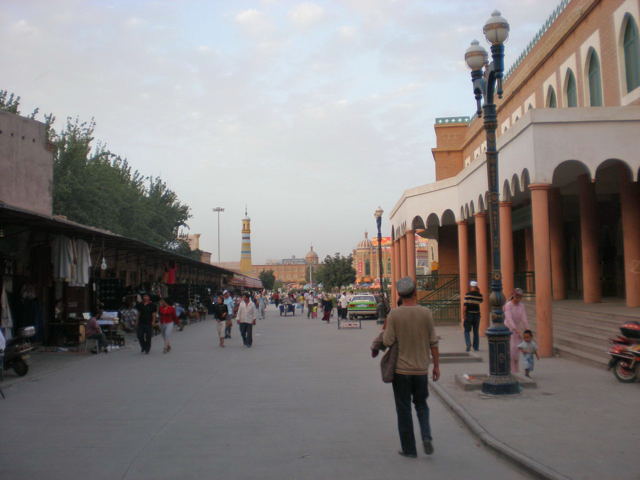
[0,309,530,480]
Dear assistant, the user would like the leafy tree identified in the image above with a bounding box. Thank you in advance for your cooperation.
[315,253,356,290]
[259,270,276,290]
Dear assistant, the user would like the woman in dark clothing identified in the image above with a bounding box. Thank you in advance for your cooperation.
[322,296,333,323]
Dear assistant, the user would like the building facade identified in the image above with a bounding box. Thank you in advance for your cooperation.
[389,0,640,357]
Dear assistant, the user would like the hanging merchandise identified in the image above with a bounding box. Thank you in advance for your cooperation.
[70,239,92,287]
[1,277,14,339]
[51,235,74,282]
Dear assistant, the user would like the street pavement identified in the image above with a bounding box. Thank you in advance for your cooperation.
[435,326,640,480]
[0,309,530,480]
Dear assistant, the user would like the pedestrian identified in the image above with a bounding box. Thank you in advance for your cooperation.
[213,295,229,347]
[175,302,186,331]
[462,280,483,352]
[86,310,108,354]
[322,295,332,322]
[504,288,529,373]
[237,293,257,347]
[273,292,280,308]
[223,290,234,339]
[305,292,312,318]
[339,292,349,319]
[383,277,440,458]
[518,329,539,377]
[135,293,156,354]
[158,298,177,353]
[119,298,138,333]
[258,292,268,320]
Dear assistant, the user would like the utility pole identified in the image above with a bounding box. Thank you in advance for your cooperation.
[212,207,224,262]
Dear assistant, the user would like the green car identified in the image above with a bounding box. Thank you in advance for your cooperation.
[348,294,378,319]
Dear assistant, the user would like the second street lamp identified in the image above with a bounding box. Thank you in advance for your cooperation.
[374,206,388,325]
[465,10,519,395]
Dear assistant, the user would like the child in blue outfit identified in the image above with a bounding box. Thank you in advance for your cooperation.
[518,330,539,377]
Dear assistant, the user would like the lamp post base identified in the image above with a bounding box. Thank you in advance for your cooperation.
[481,323,520,395]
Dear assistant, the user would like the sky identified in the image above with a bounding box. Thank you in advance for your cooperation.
[1,0,560,264]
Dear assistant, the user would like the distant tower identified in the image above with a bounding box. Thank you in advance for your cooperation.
[239,207,252,273]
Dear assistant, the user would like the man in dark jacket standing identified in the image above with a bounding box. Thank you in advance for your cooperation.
[383,277,440,458]
[463,280,483,352]
[135,294,156,354]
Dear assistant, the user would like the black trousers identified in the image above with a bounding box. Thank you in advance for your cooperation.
[464,312,480,351]
[239,323,253,347]
[137,324,153,353]
[392,373,432,455]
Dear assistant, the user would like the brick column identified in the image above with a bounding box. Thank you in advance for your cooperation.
[619,172,640,307]
[457,221,469,324]
[391,239,399,306]
[406,231,417,283]
[578,174,601,303]
[499,201,514,297]
[399,234,407,279]
[549,188,566,300]
[474,213,490,334]
[530,184,553,358]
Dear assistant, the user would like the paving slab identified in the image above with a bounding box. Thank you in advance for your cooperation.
[435,325,640,480]
[0,311,529,480]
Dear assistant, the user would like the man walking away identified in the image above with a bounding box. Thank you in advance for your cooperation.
[463,280,483,352]
[383,277,440,458]
[223,291,234,339]
[339,292,349,319]
[135,294,157,354]
[237,293,257,347]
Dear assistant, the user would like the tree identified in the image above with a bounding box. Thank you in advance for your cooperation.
[315,253,356,290]
[259,270,276,291]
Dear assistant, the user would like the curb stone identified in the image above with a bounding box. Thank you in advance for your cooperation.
[430,380,573,480]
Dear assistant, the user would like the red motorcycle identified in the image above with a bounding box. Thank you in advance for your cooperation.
[608,321,640,383]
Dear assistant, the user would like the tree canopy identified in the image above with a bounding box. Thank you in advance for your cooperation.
[315,253,356,290]
[259,270,276,291]
[1,90,191,250]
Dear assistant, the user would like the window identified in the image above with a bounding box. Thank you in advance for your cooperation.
[547,86,557,108]
[623,15,640,92]
[365,259,371,276]
[386,258,391,274]
[587,49,603,106]
[566,69,577,107]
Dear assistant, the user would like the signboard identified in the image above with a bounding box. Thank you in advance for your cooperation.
[338,318,362,329]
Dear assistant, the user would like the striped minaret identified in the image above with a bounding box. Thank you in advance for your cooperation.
[239,207,252,274]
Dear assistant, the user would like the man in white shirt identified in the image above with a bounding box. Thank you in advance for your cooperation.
[237,293,257,347]
[339,292,349,319]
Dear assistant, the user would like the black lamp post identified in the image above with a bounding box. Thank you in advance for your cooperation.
[374,207,387,325]
[465,10,519,395]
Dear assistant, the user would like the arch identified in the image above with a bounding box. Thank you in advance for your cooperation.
[527,103,533,111]
[586,47,603,106]
[441,209,456,226]
[425,213,440,239]
[552,160,592,187]
[459,207,465,221]
[511,173,522,197]
[477,194,485,213]
[469,200,475,217]
[521,168,531,191]
[546,85,557,108]
[595,158,634,182]
[411,215,426,231]
[622,14,640,93]
[464,204,470,220]
[391,225,395,241]
[502,179,512,201]
[565,68,578,107]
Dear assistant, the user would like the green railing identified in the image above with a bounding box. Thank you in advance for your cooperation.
[417,274,460,324]
[514,271,535,298]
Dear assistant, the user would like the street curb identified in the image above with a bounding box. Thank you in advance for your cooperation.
[430,380,573,480]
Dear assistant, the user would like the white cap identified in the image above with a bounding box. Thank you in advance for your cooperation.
[223,290,229,294]
[470,280,478,287]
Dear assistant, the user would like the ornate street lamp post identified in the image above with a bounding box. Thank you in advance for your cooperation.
[465,11,519,395]
[374,207,388,325]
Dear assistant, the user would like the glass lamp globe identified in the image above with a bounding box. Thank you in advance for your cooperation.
[374,206,384,218]
[465,40,487,70]
[483,10,510,45]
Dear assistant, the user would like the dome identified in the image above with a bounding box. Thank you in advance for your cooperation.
[357,232,373,250]
[305,246,319,264]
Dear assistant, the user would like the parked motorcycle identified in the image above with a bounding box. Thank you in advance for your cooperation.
[3,326,36,377]
[608,321,640,383]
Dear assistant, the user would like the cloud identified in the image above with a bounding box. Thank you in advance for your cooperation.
[288,2,325,28]
[235,8,274,36]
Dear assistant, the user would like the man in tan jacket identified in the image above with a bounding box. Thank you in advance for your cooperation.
[383,277,440,458]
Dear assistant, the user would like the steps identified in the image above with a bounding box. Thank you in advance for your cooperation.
[525,302,640,368]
